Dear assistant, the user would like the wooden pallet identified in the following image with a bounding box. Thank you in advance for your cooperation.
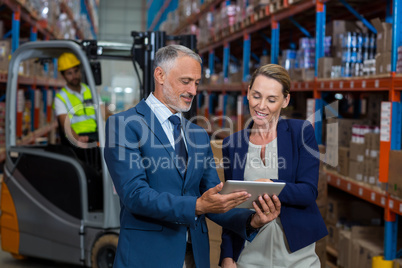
[270,0,285,14]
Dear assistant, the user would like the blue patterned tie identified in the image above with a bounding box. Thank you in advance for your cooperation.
[168,115,188,176]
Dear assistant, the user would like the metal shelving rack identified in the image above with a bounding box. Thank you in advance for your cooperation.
[150,0,402,262]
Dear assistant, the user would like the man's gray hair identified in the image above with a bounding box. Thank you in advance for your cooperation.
[154,44,202,74]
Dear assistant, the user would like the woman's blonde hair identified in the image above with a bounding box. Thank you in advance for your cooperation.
[249,64,291,97]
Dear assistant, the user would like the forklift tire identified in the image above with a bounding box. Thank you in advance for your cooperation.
[91,234,118,268]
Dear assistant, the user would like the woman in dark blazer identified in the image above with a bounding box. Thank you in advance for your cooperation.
[220,64,328,268]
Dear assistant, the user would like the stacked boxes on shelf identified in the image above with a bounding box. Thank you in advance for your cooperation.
[348,125,380,185]
[397,46,402,74]
[388,151,402,200]
[325,189,384,267]
[327,20,377,78]
[0,39,11,72]
[371,18,392,75]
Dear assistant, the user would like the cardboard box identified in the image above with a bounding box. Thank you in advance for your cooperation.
[318,57,342,78]
[327,191,382,225]
[291,68,315,81]
[326,196,348,224]
[349,160,364,181]
[325,144,338,169]
[376,52,392,75]
[337,229,351,268]
[356,238,384,268]
[388,150,402,199]
[338,226,384,268]
[0,40,11,71]
[326,118,369,148]
[338,146,350,176]
[350,142,365,162]
[371,18,392,53]
[326,223,339,249]
[211,140,225,182]
[327,20,360,48]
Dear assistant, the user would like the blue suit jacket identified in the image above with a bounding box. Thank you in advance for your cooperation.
[104,100,254,268]
[220,118,328,262]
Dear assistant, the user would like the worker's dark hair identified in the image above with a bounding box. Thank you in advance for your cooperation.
[154,44,201,73]
[249,64,291,98]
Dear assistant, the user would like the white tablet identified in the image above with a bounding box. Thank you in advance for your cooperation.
[220,180,285,209]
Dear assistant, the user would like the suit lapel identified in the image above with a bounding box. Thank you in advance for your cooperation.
[136,100,183,173]
[234,128,250,180]
[136,100,173,153]
[277,119,292,180]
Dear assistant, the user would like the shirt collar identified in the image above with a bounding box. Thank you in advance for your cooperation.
[64,83,85,95]
[145,93,182,124]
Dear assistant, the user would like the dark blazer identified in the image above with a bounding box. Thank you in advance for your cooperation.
[104,100,254,268]
[220,118,328,263]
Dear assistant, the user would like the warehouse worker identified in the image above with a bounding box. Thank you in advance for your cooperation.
[54,52,99,148]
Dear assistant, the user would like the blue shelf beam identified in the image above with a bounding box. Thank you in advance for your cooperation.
[384,216,399,260]
[289,17,312,38]
[386,0,392,23]
[12,10,20,53]
[223,42,230,81]
[30,26,37,41]
[251,52,260,64]
[259,32,271,44]
[271,21,280,64]
[315,3,326,77]
[230,55,240,65]
[209,50,215,75]
[243,34,251,82]
[391,0,402,72]
[338,0,377,34]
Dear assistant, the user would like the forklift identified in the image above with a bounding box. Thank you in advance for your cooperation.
[0,32,197,267]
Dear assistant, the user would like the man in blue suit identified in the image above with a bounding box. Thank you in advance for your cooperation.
[104,44,281,267]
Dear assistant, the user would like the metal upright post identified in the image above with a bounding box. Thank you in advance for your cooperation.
[209,49,215,75]
[12,8,20,53]
[223,42,230,83]
[384,0,402,260]
[313,2,326,144]
[271,20,279,64]
[315,2,325,77]
[243,34,250,82]
[30,26,37,41]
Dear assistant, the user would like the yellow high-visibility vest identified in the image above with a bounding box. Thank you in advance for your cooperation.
[54,84,97,134]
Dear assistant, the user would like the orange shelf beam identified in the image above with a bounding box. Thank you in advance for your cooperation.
[325,170,392,212]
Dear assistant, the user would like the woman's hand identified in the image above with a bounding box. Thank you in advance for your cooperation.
[221,257,237,268]
[250,194,281,229]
